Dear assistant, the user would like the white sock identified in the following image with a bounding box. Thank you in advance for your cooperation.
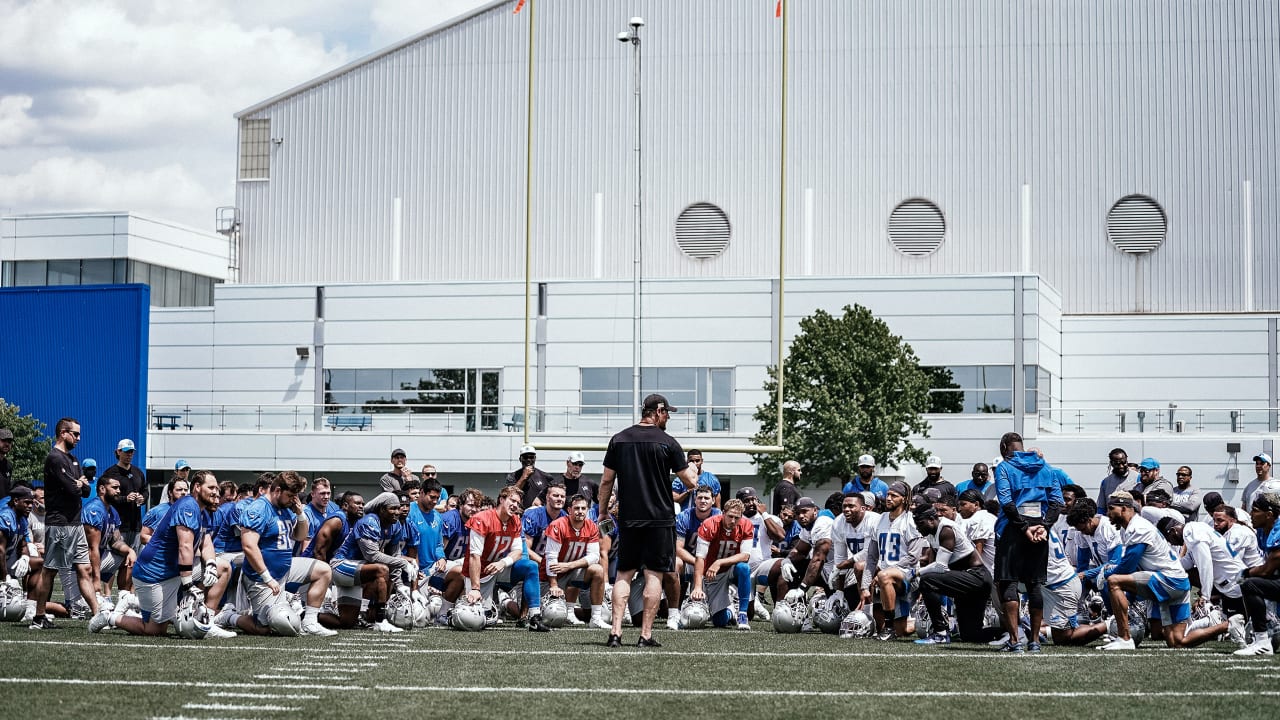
[304,606,320,623]
[529,607,541,617]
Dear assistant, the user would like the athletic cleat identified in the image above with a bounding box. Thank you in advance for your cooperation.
[1234,635,1275,656]
[874,629,897,642]
[373,619,403,633]
[667,614,680,631]
[526,614,552,633]
[737,612,751,630]
[203,624,238,639]
[301,620,338,637]
[914,631,950,645]
[212,606,238,629]
[589,615,612,630]
[69,600,90,620]
[987,632,1011,647]
[1098,637,1136,651]
[566,613,585,626]
[28,616,55,630]
[999,640,1025,653]
[636,635,662,648]
[1228,614,1249,646]
[117,591,140,613]
[1027,642,1042,653]
[606,633,622,648]
[753,602,771,622]
[87,609,112,634]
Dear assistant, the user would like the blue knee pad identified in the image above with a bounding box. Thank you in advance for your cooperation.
[512,558,541,608]
[733,562,751,613]
[712,608,734,628]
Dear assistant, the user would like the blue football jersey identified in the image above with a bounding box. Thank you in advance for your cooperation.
[238,497,297,581]
[213,497,254,554]
[521,506,566,557]
[440,509,471,561]
[334,514,400,562]
[134,496,211,583]
[80,498,120,559]
[302,501,342,541]
[0,507,29,567]
[141,502,169,530]
[406,503,445,564]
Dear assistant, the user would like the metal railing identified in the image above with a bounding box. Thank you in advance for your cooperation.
[146,403,757,435]
[1038,406,1280,434]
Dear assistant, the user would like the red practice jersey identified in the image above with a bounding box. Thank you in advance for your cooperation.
[696,515,755,562]
[464,508,522,576]
[541,515,601,577]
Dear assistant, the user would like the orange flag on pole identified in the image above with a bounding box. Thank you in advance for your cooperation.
[775,0,782,17]
[514,0,526,13]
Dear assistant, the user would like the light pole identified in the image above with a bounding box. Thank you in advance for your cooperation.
[618,17,644,424]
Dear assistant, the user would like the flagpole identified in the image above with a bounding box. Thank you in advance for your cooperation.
[521,0,535,443]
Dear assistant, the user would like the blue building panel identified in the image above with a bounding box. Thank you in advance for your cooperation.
[0,284,149,480]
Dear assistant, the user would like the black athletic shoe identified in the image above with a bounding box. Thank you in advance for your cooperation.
[636,635,662,648]
[29,616,55,631]
[527,615,551,633]
[606,634,622,648]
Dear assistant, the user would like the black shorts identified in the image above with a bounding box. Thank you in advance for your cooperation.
[995,527,1048,584]
[616,525,676,574]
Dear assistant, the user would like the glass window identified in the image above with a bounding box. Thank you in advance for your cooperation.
[81,259,113,286]
[113,259,128,284]
[1,261,12,287]
[148,263,166,306]
[925,365,1015,414]
[194,275,212,306]
[46,260,80,286]
[14,260,47,286]
[164,267,181,307]
[179,271,196,306]
[239,118,271,180]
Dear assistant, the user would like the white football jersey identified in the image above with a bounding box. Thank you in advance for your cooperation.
[1052,515,1078,570]
[1075,517,1122,569]
[831,510,881,568]
[1223,523,1264,568]
[925,516,975,567]
[1120,515,1187,578]
[800,514,837,576]
[1046,524,1077,587]
[875,510,920,572]
[962,509,996,576]
[746,511,779,569]
[1180,521,1244,596]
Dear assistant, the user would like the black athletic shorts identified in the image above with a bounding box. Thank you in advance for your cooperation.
[616,525,676,574]
[995,526,1048,584]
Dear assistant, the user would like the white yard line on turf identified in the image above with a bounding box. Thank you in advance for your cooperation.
[254,674,350,682]
[152,716,257,720]
[323,645,1172,659]
[0,678,364,692]
[207,691,320,700]
[182,703,295,712]
[282,661,380,668]
[372,687,1280,699]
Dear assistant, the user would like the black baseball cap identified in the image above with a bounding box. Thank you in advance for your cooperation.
[1203,492,1225,512]
[642,394,678,413]
[794,496,817,510]
[735,486,759,501]
[391,448,406,458]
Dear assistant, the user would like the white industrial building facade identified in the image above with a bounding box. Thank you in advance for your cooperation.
[10,1,1280,498]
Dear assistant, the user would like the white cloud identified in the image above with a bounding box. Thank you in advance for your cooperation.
[0,95,39,146]
[0,0,491,228]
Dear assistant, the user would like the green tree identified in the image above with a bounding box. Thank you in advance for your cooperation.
[0,398,52,482]
[749,304,933,491]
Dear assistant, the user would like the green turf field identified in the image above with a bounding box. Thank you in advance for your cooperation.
[0,618,1275,720]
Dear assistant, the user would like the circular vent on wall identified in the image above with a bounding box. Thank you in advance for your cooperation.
[887,198,946,256]
[674,202,731,259]
[1106,195,1167,254]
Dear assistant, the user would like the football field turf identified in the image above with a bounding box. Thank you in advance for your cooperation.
[0,620,1275,720]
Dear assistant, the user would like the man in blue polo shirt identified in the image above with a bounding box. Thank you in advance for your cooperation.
[843,454,889,501]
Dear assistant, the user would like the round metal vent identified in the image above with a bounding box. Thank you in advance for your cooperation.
[674,202,731,259]
[1106,195,1167,254]
[887,198,946,256]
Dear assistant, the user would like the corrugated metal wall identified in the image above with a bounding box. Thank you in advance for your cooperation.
[236,0,1280,313]
[0,285,150,479]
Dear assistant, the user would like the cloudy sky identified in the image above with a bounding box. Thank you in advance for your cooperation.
[0,0,489,230]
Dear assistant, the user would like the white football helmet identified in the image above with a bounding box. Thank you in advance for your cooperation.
[680,599,711,630]
[386,590,415,630]
[0,582,26,622]
[839,610,874,639]
[541,595,570,628]
[421,592,444,620]
[267,604,302,637]
[174,593,214,639]
[450,599,487,631]
[771,595,809,634]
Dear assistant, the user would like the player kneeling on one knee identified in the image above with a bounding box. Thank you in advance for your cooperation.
[689,499,755,629]
[235,471,336,637]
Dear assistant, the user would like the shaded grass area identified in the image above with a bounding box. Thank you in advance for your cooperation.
[0,619,1275,720]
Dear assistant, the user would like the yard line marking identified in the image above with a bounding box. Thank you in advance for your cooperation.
[0,638,291,652]
[152,716,257,720]
[207,691,320,700]
[323,645,1173,659]
[372,686,1280,699]
[183,703,295,712]
[253,671,350,676]
[282,661,379,668]
[0,678,364,692]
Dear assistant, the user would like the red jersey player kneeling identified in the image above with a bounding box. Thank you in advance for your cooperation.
[688,499,755,630]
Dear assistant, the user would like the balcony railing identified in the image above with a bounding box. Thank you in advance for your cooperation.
[147,403,757,435]
[1038,406,1280,434]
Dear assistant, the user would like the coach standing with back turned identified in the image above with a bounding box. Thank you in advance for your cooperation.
[598,394,699,649]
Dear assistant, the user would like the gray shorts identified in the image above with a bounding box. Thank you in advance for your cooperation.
[243,558,318,625]
[98,552,123,582]
[44,525,90,571]
[136,576,182,624]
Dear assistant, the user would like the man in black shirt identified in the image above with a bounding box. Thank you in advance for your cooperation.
[912,455,957,506]
[99,438,147,550]
[598,394,698,649]
[505,444,553,509]
[31,417,99,629]
[772,460,802,516]
[0,428,13,500]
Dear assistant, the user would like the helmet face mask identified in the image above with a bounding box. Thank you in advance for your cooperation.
[387,591,415,630]
[175,592,213,639]
[268,604,302,637]
[679,599,711,629]
[839,610,874,638]
[450,598,487,631]
[771,594,810,633]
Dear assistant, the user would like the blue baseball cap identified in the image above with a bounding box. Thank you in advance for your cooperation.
[175,459,190,470]
[82,458,97,469]
[1138,458,1160,470]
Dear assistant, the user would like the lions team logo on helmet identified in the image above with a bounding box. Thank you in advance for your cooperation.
[839,610,874,639]
[541,594,570,628]
[679,599,711,630]
[449,598,487,631]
